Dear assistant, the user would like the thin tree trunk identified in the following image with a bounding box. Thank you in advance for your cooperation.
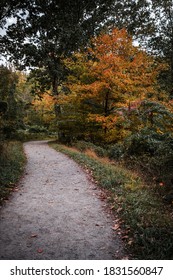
[52,76,61,118]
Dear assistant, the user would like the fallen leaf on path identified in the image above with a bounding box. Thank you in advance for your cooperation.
[30,234,38,238]
[122,235,129,240]
[99,192,107,200]
[13,188,19,192]
[112,224,120,231]
[117,207,123,213]
[37,248,43,253]
[128,240,133,245]
[114,218,121,223]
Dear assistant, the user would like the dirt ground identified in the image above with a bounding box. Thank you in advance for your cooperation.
[0,140,126,260]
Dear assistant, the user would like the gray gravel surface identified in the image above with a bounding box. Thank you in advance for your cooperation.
[0,140,125,259]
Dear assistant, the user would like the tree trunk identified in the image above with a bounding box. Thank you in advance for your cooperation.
[51,76,62,118]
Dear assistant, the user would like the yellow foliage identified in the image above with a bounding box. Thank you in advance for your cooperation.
[32,92,55,124]
[57,28,166,143]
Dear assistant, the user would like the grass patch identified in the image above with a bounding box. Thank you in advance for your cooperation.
[50,142,173,260]
[0,141,26,204]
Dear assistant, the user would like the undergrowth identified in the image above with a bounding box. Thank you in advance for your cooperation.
[50,141,173,260]
[0,141,26,204]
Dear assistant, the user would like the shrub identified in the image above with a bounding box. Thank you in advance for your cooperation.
[72,140,108,157]
[120,130,173,188]
[0,141,25,203]
[108,142,125,160]
[123,128,163,156]
[28,125,48,133]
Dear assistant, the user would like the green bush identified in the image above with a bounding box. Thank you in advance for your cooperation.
[28,125,48,133]
[123,129,163,156]
[119,130,173,188]
[149,135,173,185]
[108,142,125,160]
[72,140,108,157]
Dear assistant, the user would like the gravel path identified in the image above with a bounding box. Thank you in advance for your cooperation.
[0,140,125,260]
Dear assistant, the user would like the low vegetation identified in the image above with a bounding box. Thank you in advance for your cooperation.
[50,141,173,260]
[0,141,26,204]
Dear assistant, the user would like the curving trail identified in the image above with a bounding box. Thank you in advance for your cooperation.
[0,141,125,259]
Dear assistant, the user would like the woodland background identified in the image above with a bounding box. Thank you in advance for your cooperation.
[0,0,173,259]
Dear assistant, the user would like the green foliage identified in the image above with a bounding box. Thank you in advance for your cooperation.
[0,65,18,100]
[1,0,116,96]
[72,141,108,157]
[139,100,173,131]
[0,141,26,204]
[108,128,173,189]
[28,125,48,134]
[124,129,164,156]
[108,142,125,160]
[0,66,18,139]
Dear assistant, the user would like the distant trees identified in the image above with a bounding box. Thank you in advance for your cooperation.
[0,65,34,139]
[0,66,17,138]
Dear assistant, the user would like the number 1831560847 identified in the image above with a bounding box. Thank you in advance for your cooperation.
[104,267,163,276]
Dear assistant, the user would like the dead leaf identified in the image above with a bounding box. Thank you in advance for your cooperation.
[112,224,120,231]
[13,188,19,192]
[128,240,133,245]
[30,234,38,238]
[117,207,123,213]
[37,248,43,253]
[122,235,129,240]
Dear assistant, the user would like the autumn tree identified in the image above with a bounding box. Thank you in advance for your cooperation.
[57,28,162,143]
[109,1,173,96]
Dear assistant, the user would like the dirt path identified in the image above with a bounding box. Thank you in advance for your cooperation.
[0,140,125,260]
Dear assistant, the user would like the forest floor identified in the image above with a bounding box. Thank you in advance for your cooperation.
[0,140,127,260]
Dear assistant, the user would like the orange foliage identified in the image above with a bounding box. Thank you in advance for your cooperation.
[33,93,55,110]
[32,92,55,124]
[87,28,158,105]
[58,28,164,142]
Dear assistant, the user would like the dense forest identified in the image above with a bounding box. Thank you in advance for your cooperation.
[0,0,173,259]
